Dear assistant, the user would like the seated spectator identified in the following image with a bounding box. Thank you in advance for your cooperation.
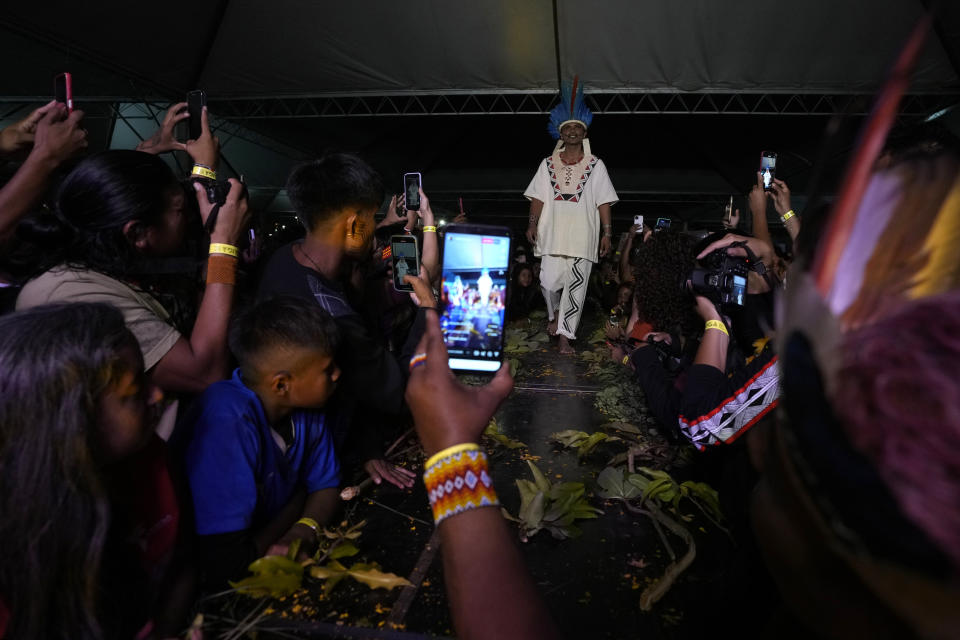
[257,152,426,489]
[507,263,542,320]
[0,303,190,639]
[14,109,249,398]
[184,296,342,589]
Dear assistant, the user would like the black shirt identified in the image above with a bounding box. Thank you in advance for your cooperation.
[257,243,426,459]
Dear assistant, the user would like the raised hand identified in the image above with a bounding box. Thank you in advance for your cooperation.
[137,102,189,155]
[404,304,513,458]
[768,178,792,216]
[0,101,60,157]
[184,106,219,169]
[31,104,88,166]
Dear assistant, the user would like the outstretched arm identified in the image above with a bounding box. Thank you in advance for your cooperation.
[404,274,560,640]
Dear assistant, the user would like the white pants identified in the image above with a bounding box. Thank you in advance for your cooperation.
[540,255,593,340]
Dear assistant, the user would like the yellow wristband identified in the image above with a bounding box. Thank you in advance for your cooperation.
[192,165,217,181]
[622,355,630,365]
[781,210,795,223]
[296,517,320,542]
[425,443,480,469]
[209,243,239,258]
[705,319,729,336]
[422,225,437,233]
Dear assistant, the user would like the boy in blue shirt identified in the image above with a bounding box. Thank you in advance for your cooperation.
[185,296,342,587]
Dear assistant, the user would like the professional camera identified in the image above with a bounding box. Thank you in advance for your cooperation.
[688,249,750,307]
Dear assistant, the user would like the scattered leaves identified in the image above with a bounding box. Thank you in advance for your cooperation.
[484,418,527,450]
[503,461,603,541]
[550,429,617,459]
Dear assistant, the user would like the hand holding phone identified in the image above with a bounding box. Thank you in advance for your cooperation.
[391,234,420,292]
[633,215,644,233]
[187,90,207,141]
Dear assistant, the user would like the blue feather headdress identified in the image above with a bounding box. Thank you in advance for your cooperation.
[548,77,593,140]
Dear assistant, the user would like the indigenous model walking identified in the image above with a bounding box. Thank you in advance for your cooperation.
[524,79,618,354]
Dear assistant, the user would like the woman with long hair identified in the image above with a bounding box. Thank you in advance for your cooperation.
[0,303,186,639]
[14,108,249,397]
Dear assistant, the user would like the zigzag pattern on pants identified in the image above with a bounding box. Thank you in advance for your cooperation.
[562,258,585,335]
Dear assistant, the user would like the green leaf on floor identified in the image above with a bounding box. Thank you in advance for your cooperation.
[508,462,602,542]
[550,429,614,458]
[309,560,412,595]
[230,554,305,598]
[484,418,526,449]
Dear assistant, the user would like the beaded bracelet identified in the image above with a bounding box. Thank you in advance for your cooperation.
[423,444,498,526]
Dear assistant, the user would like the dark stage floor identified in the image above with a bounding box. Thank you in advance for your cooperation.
[201,307,781,639]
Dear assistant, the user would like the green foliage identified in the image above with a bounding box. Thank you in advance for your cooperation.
[594,380,648,423]
[504,326,550,354]
[230,540,305,598]
[309,561,411,595]
[550,429,617,458]
[504,461,602,541]
[595,466,724,524]
[484,418,526,450]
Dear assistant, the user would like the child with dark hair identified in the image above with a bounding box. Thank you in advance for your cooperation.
[0,303,189,639]
[184,296,342,588]
[258,152,425,490]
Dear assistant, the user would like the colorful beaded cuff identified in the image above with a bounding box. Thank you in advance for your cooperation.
[423,447,498,525]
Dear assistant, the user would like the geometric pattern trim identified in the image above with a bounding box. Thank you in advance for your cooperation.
[423,449,499,526]
[678,355,780,451]
[546,155,599,203]
[561,258,586,336]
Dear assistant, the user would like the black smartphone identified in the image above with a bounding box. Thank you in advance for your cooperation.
[760,151,777,191]
[54,73,73,112]
[440,224,512,373]
[404,172,422,211]
[390,234,420,292]
[656,217,672,230]
[188,90,206,140]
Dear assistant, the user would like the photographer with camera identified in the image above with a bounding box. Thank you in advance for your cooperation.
[15,104,250,397]
[615,229,779,449]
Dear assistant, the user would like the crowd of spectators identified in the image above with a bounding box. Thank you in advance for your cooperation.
[0,96,958,640]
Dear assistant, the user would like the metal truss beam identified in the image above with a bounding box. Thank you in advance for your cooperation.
[198,91,960,119]
[2,91,957,118]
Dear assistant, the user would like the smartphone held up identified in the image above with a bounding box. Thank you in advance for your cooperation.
[404,172,422,211]
[440,224,511,373]
[760,151,777,191]
[390,234,420,292]
[187,90,206,141]
[54,73,73,112]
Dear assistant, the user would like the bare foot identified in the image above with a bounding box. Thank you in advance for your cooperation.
[547,318,558,336]
[558,335,575,355]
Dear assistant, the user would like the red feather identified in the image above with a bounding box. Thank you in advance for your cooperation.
[813,14,932,296]
[570,76,579,116]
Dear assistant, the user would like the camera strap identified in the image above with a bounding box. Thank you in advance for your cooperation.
[204,204,222,235]
[728,241,776,291]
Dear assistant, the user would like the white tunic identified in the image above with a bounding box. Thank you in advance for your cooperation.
[523,153,618,263]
